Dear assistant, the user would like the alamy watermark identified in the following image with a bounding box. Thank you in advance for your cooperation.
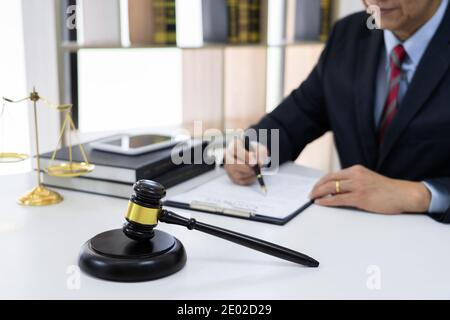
[367,5,382,30]
[170,121,280,175]
[66,4,77,30]
[366,265,382,290]
[66,265,81,290]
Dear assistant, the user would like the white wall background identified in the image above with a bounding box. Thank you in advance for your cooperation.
[22,0,61,154]
[0,0,29,175]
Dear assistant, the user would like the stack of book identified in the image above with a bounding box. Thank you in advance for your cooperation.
[39,140,215,200]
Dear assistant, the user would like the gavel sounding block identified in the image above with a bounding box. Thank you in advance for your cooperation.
[79,229,187,282]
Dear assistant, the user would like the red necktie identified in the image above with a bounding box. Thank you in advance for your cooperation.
[378,44,407,144]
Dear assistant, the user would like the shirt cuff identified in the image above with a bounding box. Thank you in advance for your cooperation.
[422,181,450,214]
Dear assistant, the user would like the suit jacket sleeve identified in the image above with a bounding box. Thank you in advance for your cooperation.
[250,24,340,165]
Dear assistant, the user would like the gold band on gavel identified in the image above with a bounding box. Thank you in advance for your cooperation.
[125,202,161,226]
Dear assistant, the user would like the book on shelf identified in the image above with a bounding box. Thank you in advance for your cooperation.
[226,0,262,44]
[227,0,239,43]
[128,0,155,45]
[41,162,215,200]
[238,0,250,43]
[249,0,262,43]
[285,0,333,43]
[202,0,228,43]
[153,0,177,45]
[37,139,209,184]
[320,0,332,42]
[294,0,321,41]
[179,0,265,47]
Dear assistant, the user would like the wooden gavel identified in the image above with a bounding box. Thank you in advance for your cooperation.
[122,180,319,268]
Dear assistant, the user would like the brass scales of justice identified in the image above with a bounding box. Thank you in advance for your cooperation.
[0,87,94,206]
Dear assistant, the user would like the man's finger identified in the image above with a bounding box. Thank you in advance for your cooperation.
[234,169,255,179]
[315,167,356,187]
[225,165,255,182]
[231,139,257,164]
[225,148,246,165]
[315,193,355,208]
[226,170,256,185]
[224,161,254,176]
[234,176,257,186]
[310,180,352,199]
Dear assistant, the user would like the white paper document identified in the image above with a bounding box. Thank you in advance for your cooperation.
[168,172,318,220]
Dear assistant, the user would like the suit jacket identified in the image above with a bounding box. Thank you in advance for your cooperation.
[252,8,450,223]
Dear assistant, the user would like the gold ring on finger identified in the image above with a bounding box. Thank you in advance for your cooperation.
[335,180,341,194]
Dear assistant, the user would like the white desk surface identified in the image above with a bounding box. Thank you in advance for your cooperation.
[1,166,449,300]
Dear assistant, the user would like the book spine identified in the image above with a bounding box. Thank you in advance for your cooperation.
[137,157,178,181]
[154,163,215,189]
[154,0,176,44]
[238,0,250,43]
[249,0,261,43]
[202,0,228,43]
[165,0,177,44]
[227,0,239,43]
[137,141,210,180]
[319,0,332,42]
[153,0,165,43]
[128,0,155,45]
[294,0,321,41]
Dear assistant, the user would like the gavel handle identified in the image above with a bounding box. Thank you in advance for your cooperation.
[159,210,319,268]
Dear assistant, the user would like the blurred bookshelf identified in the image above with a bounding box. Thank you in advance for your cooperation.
[57,0,364,170]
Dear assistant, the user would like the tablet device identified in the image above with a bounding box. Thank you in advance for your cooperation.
[89,134,188,155]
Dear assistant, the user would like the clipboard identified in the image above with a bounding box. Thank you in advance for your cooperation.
[163,199,314,225]
[163,165,319,226]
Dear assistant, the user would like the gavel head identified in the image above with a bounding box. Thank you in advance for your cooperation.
[122,180,166,242]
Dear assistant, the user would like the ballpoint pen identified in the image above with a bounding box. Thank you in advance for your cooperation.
[244,136,267,195]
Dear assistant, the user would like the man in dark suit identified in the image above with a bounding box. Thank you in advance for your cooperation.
[224,0,450,223]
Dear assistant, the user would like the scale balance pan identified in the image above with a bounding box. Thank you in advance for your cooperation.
[46,162,95,178]
[0,152,29,163]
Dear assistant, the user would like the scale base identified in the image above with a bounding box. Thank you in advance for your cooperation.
[18,185,63,206]
[79,229,187,282]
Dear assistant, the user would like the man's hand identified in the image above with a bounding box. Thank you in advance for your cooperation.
[224,138,269,186]
[310,165,431,214]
